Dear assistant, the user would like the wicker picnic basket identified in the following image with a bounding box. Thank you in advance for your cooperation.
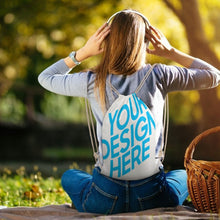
[184,126,220,213]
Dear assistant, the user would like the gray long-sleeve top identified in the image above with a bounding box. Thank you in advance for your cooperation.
[38,58,220,170]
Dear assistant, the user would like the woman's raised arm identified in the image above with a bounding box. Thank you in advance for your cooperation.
[64,23,110,68]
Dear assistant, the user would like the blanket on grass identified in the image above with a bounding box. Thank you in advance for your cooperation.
[0,204,219,220]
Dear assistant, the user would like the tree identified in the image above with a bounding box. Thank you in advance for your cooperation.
[1,0,219,128]
[0,0,117,123]
[163,0,220,130]
[163,0,220,161]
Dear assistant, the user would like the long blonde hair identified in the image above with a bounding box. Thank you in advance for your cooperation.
[95,10,148,112]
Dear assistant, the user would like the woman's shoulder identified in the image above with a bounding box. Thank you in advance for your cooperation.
[145,62,177,78]
[141,63,165,77]
[81,70,96,84]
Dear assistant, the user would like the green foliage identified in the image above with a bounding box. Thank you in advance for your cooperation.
[0,93,26,123]
[0,0,220,125]
[41,93,87,123]
[169,91,202,125]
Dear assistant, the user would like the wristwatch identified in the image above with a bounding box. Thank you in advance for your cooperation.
[69,51,81,65]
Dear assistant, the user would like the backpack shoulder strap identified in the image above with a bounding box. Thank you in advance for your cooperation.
[159,95,169,162]
[135,64,156,94]
[134,64,169,162]
[107,79,120,96]
[85,98,99,161]
[107,64,156,98]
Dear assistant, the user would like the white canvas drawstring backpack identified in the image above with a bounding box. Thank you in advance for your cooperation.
[85,65,169,180]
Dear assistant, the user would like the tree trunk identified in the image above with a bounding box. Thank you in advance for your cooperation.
[163,0,220,130]
[163,0,220,161]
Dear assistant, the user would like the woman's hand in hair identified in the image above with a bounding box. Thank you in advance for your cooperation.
[146,26,194,67]
[146,26,173,58]
[64,23,110,68]
[76,23,110,60]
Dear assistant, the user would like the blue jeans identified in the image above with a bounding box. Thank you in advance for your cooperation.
[61,167,188,214]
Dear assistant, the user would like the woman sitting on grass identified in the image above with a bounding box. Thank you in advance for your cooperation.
[38,10,220,214]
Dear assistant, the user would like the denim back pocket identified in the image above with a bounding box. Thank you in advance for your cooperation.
[83,182,118,214]
[138,187,164,210]
[138,182,177,210]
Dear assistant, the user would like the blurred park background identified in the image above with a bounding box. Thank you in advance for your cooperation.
[0,0,220,173]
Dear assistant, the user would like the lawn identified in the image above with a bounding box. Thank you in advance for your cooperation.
[0,162,93,207]
[0,162,193,209]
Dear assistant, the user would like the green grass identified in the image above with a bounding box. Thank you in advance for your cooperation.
[0,163,193,209]
[0,163,93,207]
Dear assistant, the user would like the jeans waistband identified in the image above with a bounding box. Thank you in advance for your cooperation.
[93,167,165,188]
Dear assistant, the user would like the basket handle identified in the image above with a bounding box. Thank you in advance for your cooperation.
[184,126,220,166]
